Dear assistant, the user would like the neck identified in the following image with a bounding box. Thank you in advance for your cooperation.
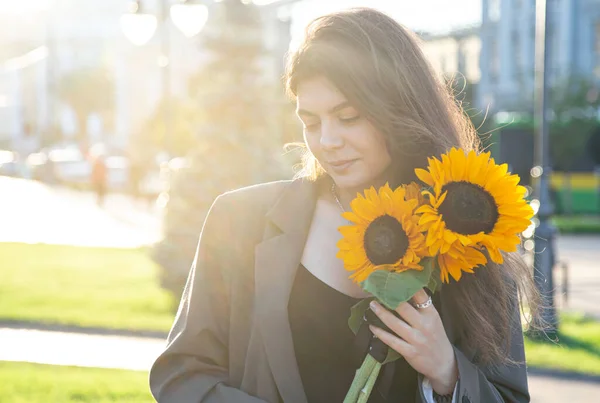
[334,186,354,212]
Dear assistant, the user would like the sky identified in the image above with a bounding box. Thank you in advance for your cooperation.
[289,0,481,36]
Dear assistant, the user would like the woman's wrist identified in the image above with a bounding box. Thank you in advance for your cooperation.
[429,352,458,395]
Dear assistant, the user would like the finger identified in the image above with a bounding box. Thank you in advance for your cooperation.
[411,288,430,306]
[370,301,417,344]
[394,301,421,327]
[369,325,416,359]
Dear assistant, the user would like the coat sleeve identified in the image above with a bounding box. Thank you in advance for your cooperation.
[416,299,529,403]
[149,195,268,403]
[451,312,530,403]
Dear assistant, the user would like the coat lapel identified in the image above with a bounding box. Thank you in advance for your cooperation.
[254,178,318,403]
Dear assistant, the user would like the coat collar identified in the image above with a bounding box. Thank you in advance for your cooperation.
[265,176,319,236]
[254,177,320,403]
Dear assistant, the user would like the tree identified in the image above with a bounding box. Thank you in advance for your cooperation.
[57,68,114,145]
[548,77,600,213]
[152,0,296,299]
[129,96,202,161]
[549,76,600,171]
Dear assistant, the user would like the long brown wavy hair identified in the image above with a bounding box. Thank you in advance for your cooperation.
[284,7,539,366]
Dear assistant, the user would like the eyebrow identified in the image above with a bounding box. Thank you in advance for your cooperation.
[297,101,353,117]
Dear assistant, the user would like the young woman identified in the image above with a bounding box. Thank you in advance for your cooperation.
[150,8,535,403]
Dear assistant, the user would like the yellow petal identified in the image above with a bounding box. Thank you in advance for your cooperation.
[450,148,466,181]
[342,211,365,225]
[415,168,434,186]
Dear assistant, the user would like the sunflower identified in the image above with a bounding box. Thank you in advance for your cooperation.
[415,148,534,283]
[402,182,426,207]
[336,184,428,283]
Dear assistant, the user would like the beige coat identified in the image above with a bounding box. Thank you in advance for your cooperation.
[149,178,530,403]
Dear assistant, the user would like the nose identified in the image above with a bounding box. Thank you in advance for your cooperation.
[319,121,344,150]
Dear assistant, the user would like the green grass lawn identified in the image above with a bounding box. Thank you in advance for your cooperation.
[0,243,175,332]
[2,243,600,379]
[525,314,600,376]
[0,362,153,403]
[552,215,600,234]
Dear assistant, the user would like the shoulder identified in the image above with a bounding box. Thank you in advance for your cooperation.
[217,180,292,209]
[208,179,294,221]
[221,180,292,204]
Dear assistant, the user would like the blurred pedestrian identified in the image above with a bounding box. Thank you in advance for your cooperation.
[91,155,107,206]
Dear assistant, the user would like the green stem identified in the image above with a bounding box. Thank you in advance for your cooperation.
[344,354,382,403]
[357,359,382,403]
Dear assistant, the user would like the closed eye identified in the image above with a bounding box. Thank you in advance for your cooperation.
[339,115,361,125]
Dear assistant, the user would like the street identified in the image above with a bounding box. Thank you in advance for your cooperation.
[0,176,599,402]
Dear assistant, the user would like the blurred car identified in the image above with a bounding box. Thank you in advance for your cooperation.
[49,146,91,184]
[26,143,89,184]
[0,150,23,177]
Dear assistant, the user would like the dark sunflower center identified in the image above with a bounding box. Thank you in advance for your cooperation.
[438,181,499,235]
[363,215,409,265]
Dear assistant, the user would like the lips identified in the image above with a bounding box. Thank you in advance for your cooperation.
[329,159,356,166]
[327,159,358,172]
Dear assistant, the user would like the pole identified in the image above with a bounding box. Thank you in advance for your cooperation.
[45,2,56,147]
[533,0,558,334]
[160,0,171,158]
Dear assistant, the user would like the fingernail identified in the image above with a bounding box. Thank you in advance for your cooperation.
[370,300,379,312]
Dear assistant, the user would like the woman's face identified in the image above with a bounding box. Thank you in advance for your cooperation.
[296,76,392,193]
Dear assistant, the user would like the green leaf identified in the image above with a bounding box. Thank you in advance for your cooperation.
[348,298,374,335]
[361,260,434,310]
[382,347,402,365]
[426,258,443,294]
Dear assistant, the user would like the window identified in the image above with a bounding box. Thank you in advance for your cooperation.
[596,21,600,54]
[489,0,501,21]
[513,31,522,80]
[439,55,448,76]
[490,39,499,83]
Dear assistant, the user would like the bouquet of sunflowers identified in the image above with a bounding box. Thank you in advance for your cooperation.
[337,148,534,403]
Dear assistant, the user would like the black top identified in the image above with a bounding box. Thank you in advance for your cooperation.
[288,265,418,402]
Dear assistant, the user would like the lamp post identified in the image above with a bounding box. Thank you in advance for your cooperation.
[532,0,558,334]
[120,0,209,157]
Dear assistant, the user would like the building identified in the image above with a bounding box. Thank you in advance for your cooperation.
[477,0,600,113]
[0,0,295,153]
[419,25,481,108]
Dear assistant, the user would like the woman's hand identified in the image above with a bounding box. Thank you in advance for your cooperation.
[368,289,458,395]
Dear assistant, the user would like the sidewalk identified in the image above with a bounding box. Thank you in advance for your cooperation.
[0,327,165,372]
[552,234,600,319]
